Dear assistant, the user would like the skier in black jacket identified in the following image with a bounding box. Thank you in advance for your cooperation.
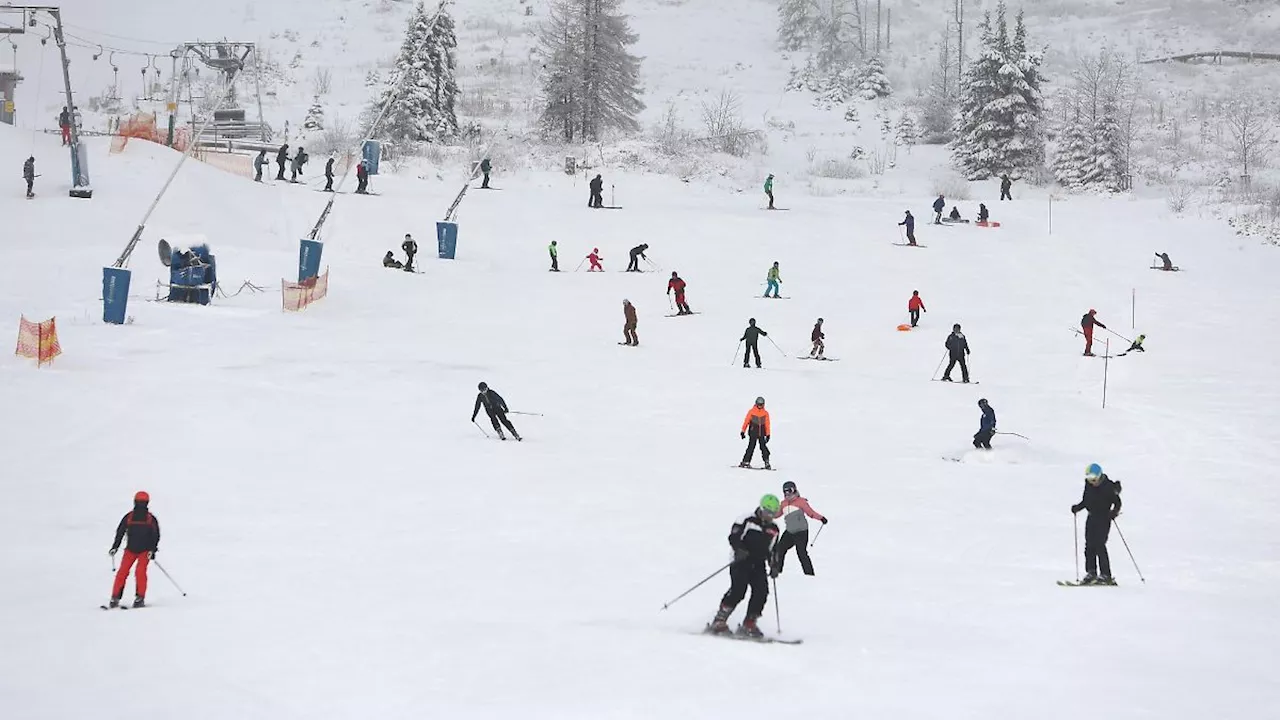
[108,491,161,608]
[588,174,604,208]
[708,494,781,638]
[23,156,35,198]
[740,318,768,369]
[932,194,946,224]
[626,244,649,272]
[401,234,418,272]
[276,144,290,180]
[942,323,971,382]
[324,156,336,191]
[471,382,521,441]
[1071,464,1123,585]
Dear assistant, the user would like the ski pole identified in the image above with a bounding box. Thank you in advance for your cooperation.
[767,336,789,358]
[730,339,743,366]
[573,257,586,272]
[111,552,116,573]
[772,576,782,634]
[644,256,660,271]
[994,431,1030,441]
[809,524,825,547]
[1112,519,1145,583]
[508,411,543,417]
[1073,513,1080,582]
[152,559,187,596]
[472,420,491,438]
[668,295,675,312]
[931,352,947,380]
[661,561,733,610]
[1104,327,1134,345]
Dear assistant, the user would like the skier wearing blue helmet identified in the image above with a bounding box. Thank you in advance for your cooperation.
[1071,464,1123,585]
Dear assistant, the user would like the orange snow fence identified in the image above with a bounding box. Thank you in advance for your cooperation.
[111,113,191,153]
[897,324,912,331]
[282,269,329,312]
[14,316,62,366]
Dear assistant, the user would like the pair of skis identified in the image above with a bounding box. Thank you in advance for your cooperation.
[698,625,802,645]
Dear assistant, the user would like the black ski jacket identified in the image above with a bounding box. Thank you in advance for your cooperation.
[111,507,161,554]
[472,389,509,421]
[728,511,778,565]
[590,177,603,193]
[325,158,335,178]
[1072,475,1123,517]
[629,244,648,259]
[1081,314,1106,330]
[945,331,970,358]
[23,159,34,180]
[741,325,768,344]
[402,239,418,256]
[277,146,289,165]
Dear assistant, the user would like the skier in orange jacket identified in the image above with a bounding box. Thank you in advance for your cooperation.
[739,396,772,469]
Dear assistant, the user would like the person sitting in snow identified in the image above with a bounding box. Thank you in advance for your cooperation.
[948,206,962,221]
[383,251,403,269]
[1120,334,1146,356]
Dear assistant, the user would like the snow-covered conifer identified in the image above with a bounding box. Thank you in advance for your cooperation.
[858,55,892,100]
[370,0,459,145]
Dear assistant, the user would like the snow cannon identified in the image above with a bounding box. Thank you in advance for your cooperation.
[158,236,217,305]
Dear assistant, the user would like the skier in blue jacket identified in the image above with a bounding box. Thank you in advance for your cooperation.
[973,398,996,450]
[932,195,946,224]
[898,211,917,245]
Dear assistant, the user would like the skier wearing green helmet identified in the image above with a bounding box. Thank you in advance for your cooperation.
[708,494,781,639]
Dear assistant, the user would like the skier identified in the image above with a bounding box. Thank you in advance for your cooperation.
[479,157,492,188]
[1000,173,1013,201]
[1071,463,1122,585]
[586,248,604,272]
[548,240,560,272]
[771,481,826,576]
[276,143,290,180]
[740,318,768,369]
[973,398,996,450]
[22,156,35,199]
[1120,334,1146,356]
[1081,309,1107,357]
[383,251,403,269]
[898,211,917,246]
[1155,252,1174,271]
[707,494,781,638]
[324,156,335,191]
[253,149,267,183]
[764,262,782,298]
[58,106,71,145]
[402,234,418,272]
[764,173,775,209]
[588,174,604,208]
[932,194,946,224]
[977,203,990,223]
[942,323,971,383]
[809,318,825,358]
[471,382,521,441]
[626,243,649,272]
[908,290,927,327]
[739,396,771,469]
[622,299,638,346]
[355,159,370,194]
[107,491,161,608]
[668,271,692,315]
[290,146,308,183]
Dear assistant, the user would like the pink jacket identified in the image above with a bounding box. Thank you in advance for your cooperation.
[775,495,824,533]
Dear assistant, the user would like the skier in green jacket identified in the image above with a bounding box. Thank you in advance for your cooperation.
[764,174,775,209]
[764,262,781,298]
[548,240,559,272]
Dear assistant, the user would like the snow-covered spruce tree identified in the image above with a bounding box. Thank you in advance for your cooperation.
[895,113,919,146]
[537,0,645,142]
[778,0,815,51]
[858,55,892,99]
[371,0,460,145]
[1051,112,1092,187]
[1005,10,1046,173]
[1052,49,1130,190]
[304,96,325,132]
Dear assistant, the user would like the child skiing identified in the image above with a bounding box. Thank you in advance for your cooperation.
[668,272,692,315]
[402,234,418,272]
[548,241,560,272]
[809,318,825,358]
[973,398,996,450]
[1071,464,1123,585]
[471,382,522,441]
[1081,309,1107,356]
[707,494,781,638]
[908,290,926,327]
[739,396,771,469]
[587,248,604,272]
[764,262,781,298]
[622,299,638,346]
[107,491,161,608]
[771,481,826,576]
[1120,334,1146,356]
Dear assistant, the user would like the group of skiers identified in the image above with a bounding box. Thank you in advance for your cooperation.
[253,146,371,194]
[383,234,419,271]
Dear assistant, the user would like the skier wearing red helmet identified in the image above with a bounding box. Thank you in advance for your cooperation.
[108,491,161,608]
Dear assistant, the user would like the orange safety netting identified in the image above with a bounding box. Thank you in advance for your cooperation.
[282,270,330,312]
[113,113,191,152]
[14,316,62,366]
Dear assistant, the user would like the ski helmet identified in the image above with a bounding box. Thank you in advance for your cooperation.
[1085,463,1103,481]
[755,396,765,407]
[134,491,150,503]
[953,323,961,331]
[978,398,988,406]
[816,318,824,323]
[478,382,488,392]
[671,271,678,278]
[1089,309,1097,315]
[782,481,797,495]
[759,494,781,515]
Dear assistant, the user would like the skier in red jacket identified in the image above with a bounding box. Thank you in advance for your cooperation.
[587,248,604,272]
[108,491,161,608]
[1081,309,1107,356]
[908,291,927,327]
[667,271,692,314]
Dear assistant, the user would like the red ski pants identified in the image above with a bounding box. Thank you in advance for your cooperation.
[1083,327,1094,355]
[60,125,70,144]
[112,550,150,599]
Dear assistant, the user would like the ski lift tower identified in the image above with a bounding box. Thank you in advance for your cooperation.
[1,5,92,198]
[168,41,267,144]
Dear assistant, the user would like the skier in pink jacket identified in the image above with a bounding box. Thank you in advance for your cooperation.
[771,480,827,576]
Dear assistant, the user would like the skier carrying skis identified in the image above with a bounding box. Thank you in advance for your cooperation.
[899,211,917,246]
[471,382,521,441]
[764,174,775,210]
[739,396,771,469]
[1081,309,1107,356]
[932,194,946,224]
[942,323,971,383]
[908,290,926,327]
[23,156,35,199]
[324,156,335,191]
[708,494,781,638]
[1120,334,1146,355]
[276,143,290,180]
[548,241,560,272]
[402,234,418,273]
[253,149,267,183]
[771,481,826,577]
[588,174,604,208]
[108,491,161,609]
[626,243,649,272]
[740,318,768,369]
[809,318,825,358]
[764,262,782,298]
[1071,463,1122,585]
[587,248,604,272]
[668,272,692,315]
[622,299,638,346]
[479,157,492,189]
[973,398,996,450]
[1000,174,1013,201]
[383,251,403,269]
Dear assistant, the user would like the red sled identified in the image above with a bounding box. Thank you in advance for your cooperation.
[975,221,1001,228]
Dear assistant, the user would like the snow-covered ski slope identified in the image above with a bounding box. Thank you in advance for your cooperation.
[4,120,1280,718]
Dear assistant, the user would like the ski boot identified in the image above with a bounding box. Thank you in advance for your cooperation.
[738,617,764,640]
[738,462,751,468]
[1080,573,1098,585]
[512,431,523,442]
[941,376,953,382]
[1097,575,1117,586]
[706,605,732,635]
[132,596,146,608]
[763,461,772,470]
[107,596,121,609]
[496,429,507,441]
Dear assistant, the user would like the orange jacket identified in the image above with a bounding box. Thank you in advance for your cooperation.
[741,406,771,435]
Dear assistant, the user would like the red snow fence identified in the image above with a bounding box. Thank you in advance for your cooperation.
[282,269,329,312]
[14,316,62,366]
